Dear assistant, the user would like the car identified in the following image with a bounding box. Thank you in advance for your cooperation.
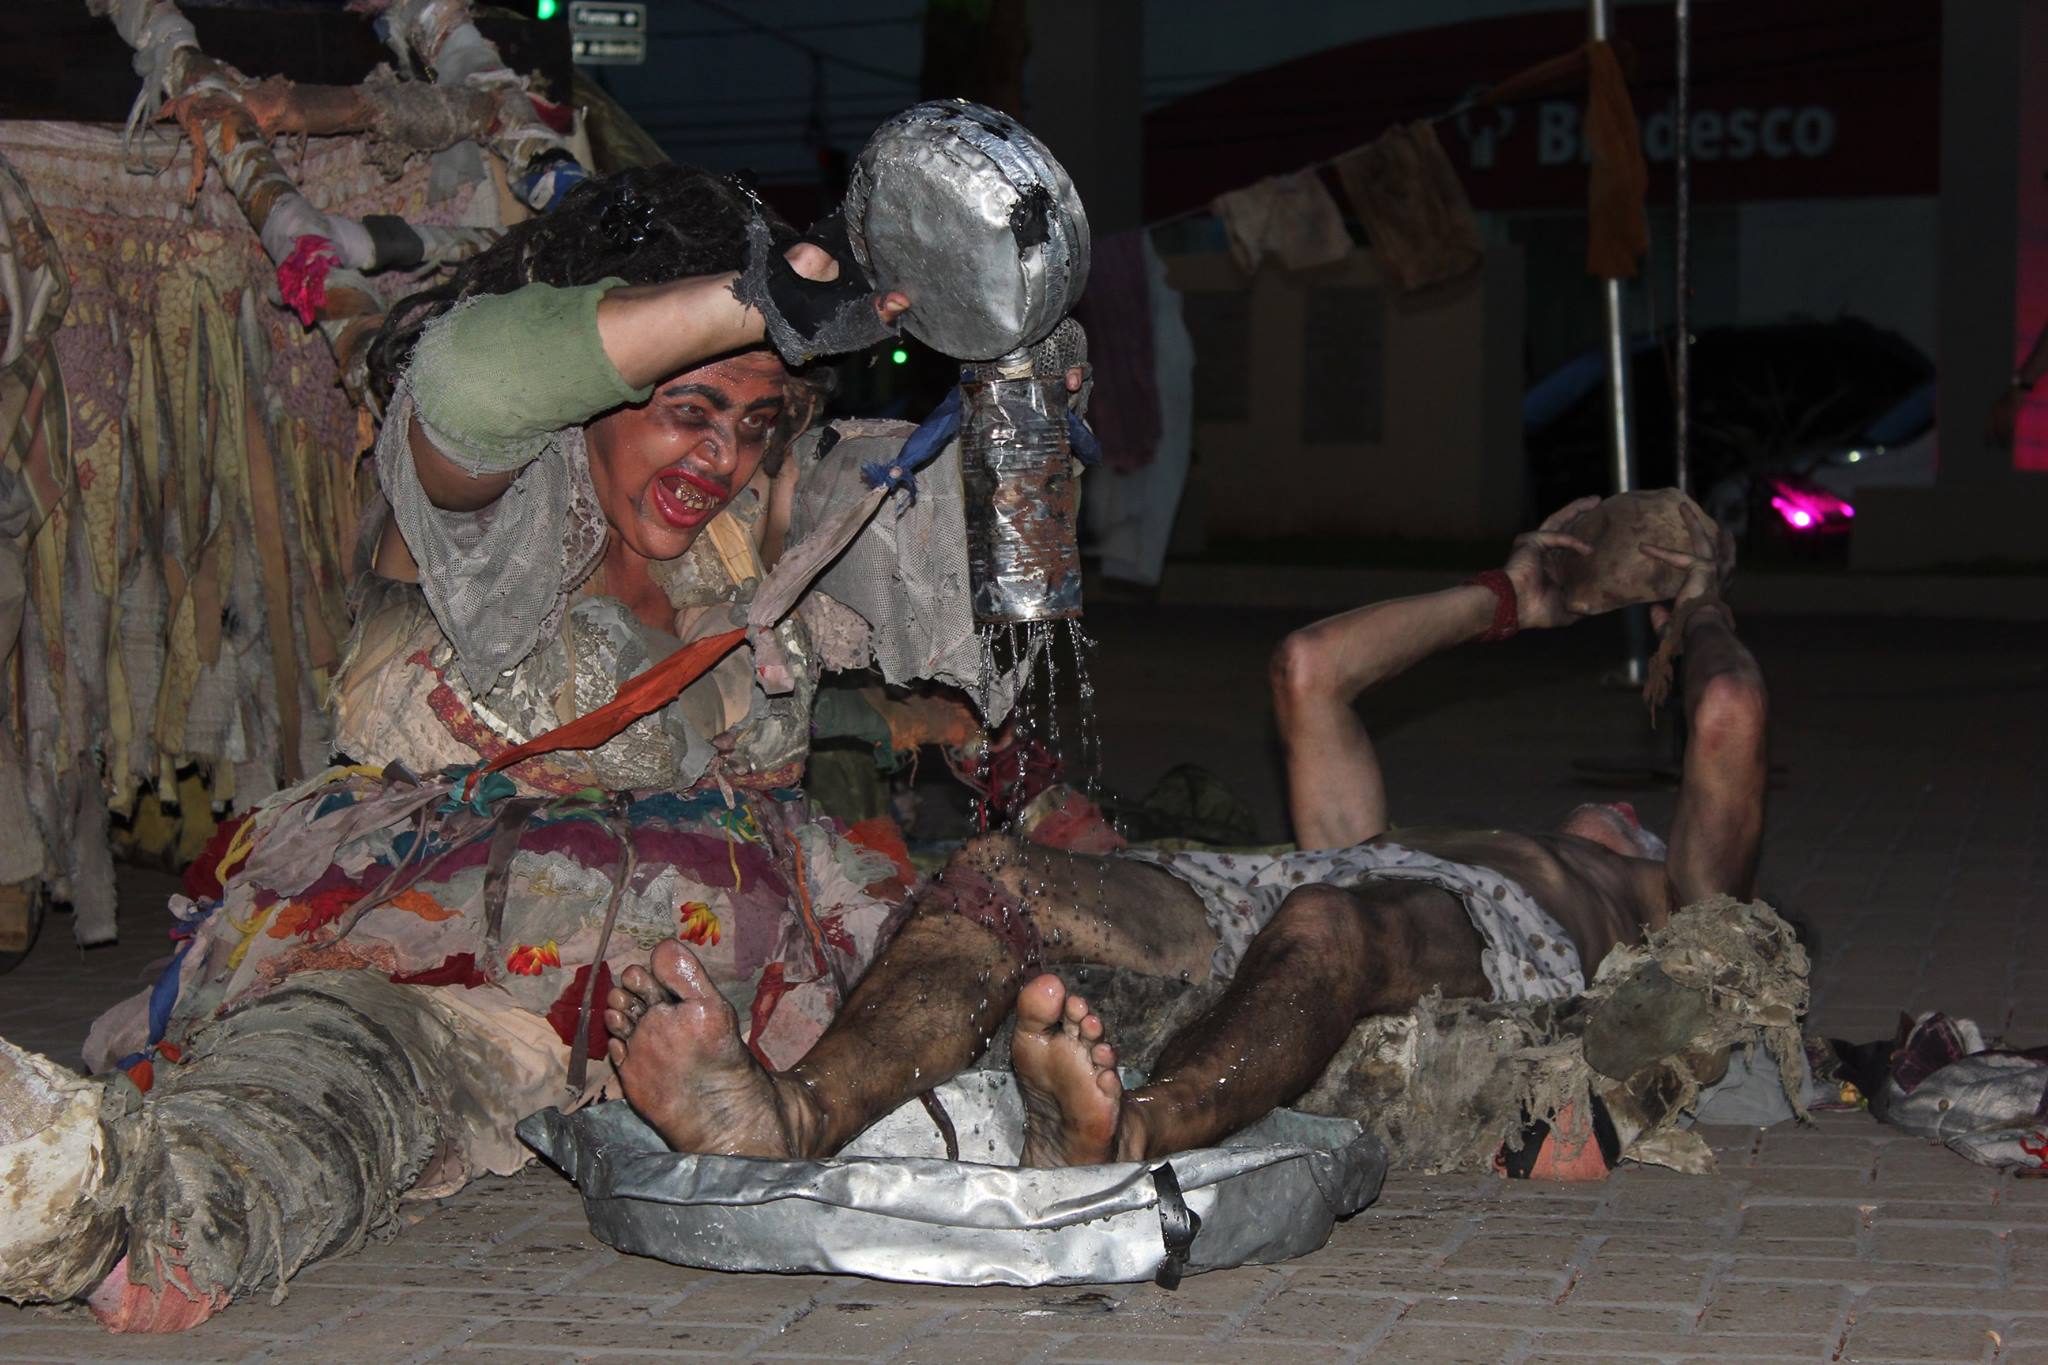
[1525,318,1932,544]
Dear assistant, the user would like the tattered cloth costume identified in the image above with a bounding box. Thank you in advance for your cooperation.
[52,279,1002,1321]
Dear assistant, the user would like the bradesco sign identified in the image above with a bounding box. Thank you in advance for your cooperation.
[1444,0,1938,207]
[1142,0,1938,220]
[1527,101,1841,168]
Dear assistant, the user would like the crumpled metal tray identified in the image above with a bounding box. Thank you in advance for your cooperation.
[519,1070,1385,1288]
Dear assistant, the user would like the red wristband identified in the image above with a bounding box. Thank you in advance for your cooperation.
[1465,569,1519,642]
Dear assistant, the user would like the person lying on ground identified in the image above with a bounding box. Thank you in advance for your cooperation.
[601,495,1766,1170]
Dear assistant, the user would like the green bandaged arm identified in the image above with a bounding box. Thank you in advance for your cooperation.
[405,277,653,473]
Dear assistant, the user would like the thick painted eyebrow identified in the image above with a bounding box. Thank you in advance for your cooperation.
[656,382,783,412]
[657,382,730,407]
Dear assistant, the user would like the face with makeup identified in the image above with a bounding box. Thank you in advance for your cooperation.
[583,349,794,563]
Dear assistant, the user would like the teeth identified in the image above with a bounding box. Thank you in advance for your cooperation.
[661,478,718,511]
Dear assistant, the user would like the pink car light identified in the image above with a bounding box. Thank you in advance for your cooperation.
[1768,478,1855,532]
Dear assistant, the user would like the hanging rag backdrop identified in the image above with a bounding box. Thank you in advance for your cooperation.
[0,121,502,943]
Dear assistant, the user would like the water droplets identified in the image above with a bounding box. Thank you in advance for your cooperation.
[968,615,1110,835]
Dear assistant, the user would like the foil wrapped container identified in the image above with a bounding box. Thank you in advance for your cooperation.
[845,100,1090,361]
[960,376,1083,623]
[520,1071,1384,1287]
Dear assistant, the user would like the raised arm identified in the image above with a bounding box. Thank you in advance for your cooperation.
[403,244,902,514]
[1645,503,1768,902]
[1271,497,1597,849]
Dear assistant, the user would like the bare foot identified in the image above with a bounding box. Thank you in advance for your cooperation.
[603,939,813,1157]
[1012,974,1122,1167]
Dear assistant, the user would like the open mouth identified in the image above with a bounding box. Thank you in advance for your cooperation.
[649,469,727,528]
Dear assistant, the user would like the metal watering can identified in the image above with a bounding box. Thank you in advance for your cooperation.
[843,100,1092,624]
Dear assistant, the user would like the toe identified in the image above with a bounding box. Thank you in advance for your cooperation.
[650,937,713,999]
[1016,974,1067,1031]
[1091,1042,1116,1068]
[606,1038,627,1067]
[1078,1012,1103,1044]
[1063,993,1089,1026]
[620,964,667,1009]
[603,1007,634,1041]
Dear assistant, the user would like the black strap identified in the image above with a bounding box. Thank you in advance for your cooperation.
[361,214,425,272]
[1150,1162,1201,1290]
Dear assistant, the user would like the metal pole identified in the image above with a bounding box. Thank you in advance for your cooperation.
[1589,0,1643,684]
[1673,0,1692,496]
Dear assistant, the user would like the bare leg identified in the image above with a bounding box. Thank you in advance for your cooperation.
[1113,881,1487,1163]
[604,834,1214,1157]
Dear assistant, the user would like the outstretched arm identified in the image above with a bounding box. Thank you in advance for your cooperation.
[1646,502,1768,901]
[1272,497,1597,849]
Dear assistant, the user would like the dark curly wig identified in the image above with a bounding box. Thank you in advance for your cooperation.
[368,163,827,468]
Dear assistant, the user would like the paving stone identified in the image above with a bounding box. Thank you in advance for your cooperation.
[469,1316,761,1354]
[1336,1210,1465,1254]
[1113,1265,1286,1312]
[1869,1224,2002,1265]
[891,1330,1067,1362]
[1696,1279,1848,1335]
[1565,1262,1717,1314]
[251,1310,490,1357]
[1666,1339,1843,1361]
[1437,1228,1590,1273]
[1736,1203,1866,1239]
[1356,1322,1525,1363]
[1296,1263,1563,1300]
[635,1274,850,1327]
[1020,1302,1233,1341]
[1851,1259,2006,1289]
[208,1288,408,1340]
[0,1325,274,1363]
[1721,1252,1884,1287]
[1408,1299,1683,1334]
[1861,1286,2048,1316]
[1597,1227,1728,1260]
[1051,1341,1352,1365]
[1229,1286,1405,1342]
[1840,1308,2001,1362]
[1735,1168,1884,1198]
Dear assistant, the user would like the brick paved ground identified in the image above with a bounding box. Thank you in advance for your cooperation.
[5,609,2047,1362]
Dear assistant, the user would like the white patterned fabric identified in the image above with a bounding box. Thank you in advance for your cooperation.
[1124,840,1587,1002]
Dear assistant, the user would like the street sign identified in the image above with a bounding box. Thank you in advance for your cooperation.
[572,31,645,64]
[570,2,643,29]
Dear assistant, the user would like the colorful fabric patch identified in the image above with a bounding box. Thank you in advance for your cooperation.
[678,900,723,947]
[506,940,562,976]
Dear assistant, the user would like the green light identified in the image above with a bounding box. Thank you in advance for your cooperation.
[537,0,559,18]
[890,347,909,365]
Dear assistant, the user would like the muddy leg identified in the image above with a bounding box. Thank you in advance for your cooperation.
[604,833,1214,1159]
[779,835,1215,1155]
[1116,881,1487,1161]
